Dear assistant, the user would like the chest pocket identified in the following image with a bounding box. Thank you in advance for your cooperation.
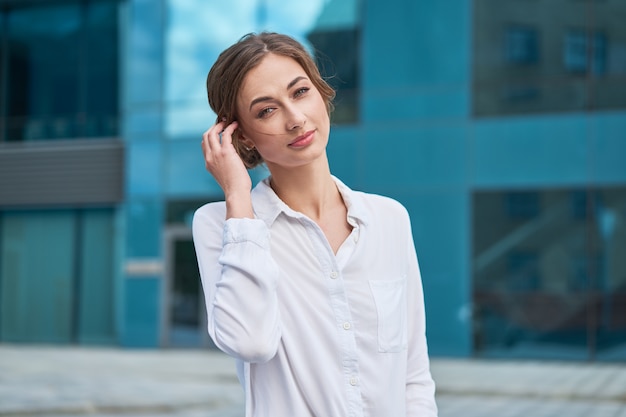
[369,277,408,353]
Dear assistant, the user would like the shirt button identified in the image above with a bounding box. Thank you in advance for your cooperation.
[350,376,359,386]
[330,271,338,279]
[343,322,351,330]
[353,232,359,243]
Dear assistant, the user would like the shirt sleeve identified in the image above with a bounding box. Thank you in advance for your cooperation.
[192,206,281,363]
[404,215,439,416]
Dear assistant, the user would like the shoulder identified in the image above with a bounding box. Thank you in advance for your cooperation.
[194,201,226,216]
[192,201,226,237]
[355,191,411,223]
[194,200,226,221]
[352,191,415,258]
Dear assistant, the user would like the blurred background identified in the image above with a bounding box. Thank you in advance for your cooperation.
[0,0,625,366]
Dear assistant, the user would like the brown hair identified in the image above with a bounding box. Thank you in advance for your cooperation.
[206,32,336,169]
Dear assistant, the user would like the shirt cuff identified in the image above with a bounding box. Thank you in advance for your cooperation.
[223,217,270,248]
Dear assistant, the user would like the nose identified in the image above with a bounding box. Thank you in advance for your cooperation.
[285,104,306,131]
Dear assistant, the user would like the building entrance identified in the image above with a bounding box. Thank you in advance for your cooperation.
[162,226,214,348]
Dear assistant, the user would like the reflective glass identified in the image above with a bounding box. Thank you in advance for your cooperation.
[0,13,4,142]
[0,209,117,344]
[473,187,626,360]
[164,0,361,137]
[166,199,211,225]
[473,0,626,117]
[594,188,626,361]
[78,209,116,345]
[168,239,206,347]
[84,0,119,137]
[7,5,81,141]
[3,1,119,141]
[0,211,75,343]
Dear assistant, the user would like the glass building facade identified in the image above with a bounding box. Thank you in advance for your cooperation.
[0,0,122,345]
[1,1,119,142]
[471,0,626,360]
[0,0,624,361]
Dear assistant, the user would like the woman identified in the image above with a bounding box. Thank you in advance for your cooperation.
[193,32,438,417]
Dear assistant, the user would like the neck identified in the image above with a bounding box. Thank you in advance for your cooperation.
[267,156,340,221]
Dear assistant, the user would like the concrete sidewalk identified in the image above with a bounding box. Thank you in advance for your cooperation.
[0,344,625,416]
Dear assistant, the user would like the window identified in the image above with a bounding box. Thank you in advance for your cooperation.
[306,0,361,124]
[507,251,540,291]
[564,30,588,73]
[564,30,607,75]
[473,0,626,116]
[0,1,119,142]
[505,191,540,219]
[505,26,539,65]
[473,187,626,360]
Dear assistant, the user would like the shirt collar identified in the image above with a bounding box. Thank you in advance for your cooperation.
[251,175,369,227]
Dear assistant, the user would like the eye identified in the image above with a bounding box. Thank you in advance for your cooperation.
[294,87,310,98]
[257,107,275,118]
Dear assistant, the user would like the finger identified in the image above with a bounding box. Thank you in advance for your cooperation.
[220,121,239,146]
[201,128,214,155]
[204,121,227,151]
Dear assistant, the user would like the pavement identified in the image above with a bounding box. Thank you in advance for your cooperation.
[0,344,625,417]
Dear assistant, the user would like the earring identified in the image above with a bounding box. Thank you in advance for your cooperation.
[244,145,254,151]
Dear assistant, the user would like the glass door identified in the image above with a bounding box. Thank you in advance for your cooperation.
[163,226,213,348]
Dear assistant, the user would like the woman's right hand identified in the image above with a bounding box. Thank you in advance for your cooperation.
[202,120,254,219]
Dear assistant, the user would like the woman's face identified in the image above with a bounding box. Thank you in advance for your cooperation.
[235,53,330,170]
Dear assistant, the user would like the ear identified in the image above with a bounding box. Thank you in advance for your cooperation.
[238,130,255,150]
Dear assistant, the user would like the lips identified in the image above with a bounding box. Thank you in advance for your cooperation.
[288,130,315,148]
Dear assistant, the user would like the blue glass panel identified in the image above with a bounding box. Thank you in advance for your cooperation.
[362,125,467,189]
[167,239,205,348]
[78,209,116,344]
[473,187,626,361]
[390,190,472,357]
[126,0,163,105]
[363,0,470,89]
[0,211,75,343]
[505,25,539,65]
[0,13,4,142]
[363,89,468,123]
[85,0,119,137]
[127,139,163,196]
[125,199,163,258]
[592,114,626,184]
[165,139,222,196]
[7,5,81,141]
[473,116,589,187]
[594,188,626,361]
[4,1,119,141]
[121,277,160,347]
[473,0,626,116]
[326,126,360,187]
[124,107,162,138]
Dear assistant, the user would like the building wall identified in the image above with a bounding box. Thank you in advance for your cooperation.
[0,0,123,346]
[356,0,474,356]
[2,0,624,359]
[120,0,167,347]
[117,0,626,358]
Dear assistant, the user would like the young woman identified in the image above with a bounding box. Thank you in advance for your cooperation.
[193,32,438,417]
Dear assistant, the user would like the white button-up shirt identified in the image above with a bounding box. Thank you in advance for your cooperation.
[193,176,437,417]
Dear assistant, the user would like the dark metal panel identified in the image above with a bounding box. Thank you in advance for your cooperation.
[0,139,125,207]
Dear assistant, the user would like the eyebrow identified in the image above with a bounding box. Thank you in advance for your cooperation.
[248,76,308,111]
